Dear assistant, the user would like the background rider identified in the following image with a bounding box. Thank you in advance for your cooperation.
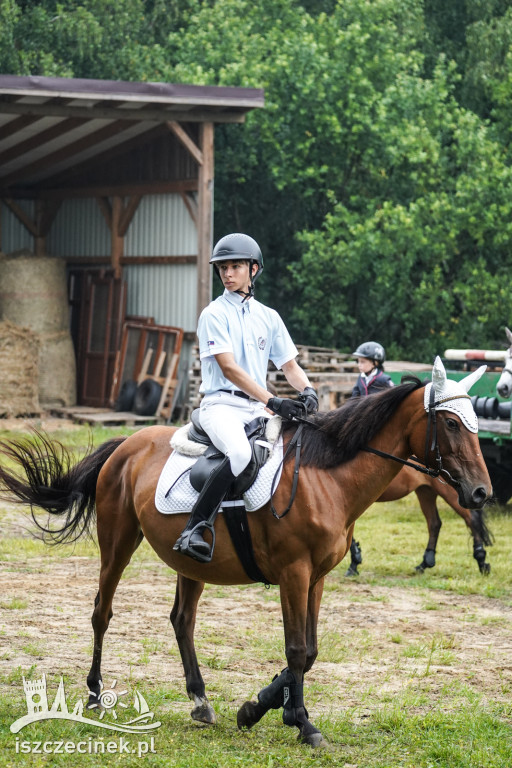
[346,341,394,576]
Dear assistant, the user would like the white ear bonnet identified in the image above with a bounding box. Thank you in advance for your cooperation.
[423,356,486,434]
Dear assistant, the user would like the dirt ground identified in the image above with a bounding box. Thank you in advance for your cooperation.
[1,549,512,720]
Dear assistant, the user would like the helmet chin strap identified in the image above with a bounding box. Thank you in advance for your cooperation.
[235,282,254,302]
[235,261,257,302]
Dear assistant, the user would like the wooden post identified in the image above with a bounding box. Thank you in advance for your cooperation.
[197,122,214,318]
[34,199,46,256]
[111,196,124,278]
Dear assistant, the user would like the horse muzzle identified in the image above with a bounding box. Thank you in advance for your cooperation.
[456,481,492,510]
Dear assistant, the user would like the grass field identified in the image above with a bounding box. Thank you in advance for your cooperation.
[0,422,511,767]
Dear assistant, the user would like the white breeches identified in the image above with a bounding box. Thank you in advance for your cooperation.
[199,391,268,476]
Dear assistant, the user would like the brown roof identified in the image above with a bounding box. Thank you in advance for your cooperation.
[0,74,264,195]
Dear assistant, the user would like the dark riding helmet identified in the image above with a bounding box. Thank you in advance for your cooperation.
[210,233,264,280]
[210,233,264,301]
[353,341,386,364]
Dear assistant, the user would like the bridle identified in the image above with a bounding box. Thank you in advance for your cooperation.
[363,386,472,486]
[270,386,472,519]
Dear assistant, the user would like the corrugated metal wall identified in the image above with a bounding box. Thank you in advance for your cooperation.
[124,263,197,331]
[46,194,198,331]
[48,198,110,257]
[1,201,34,253]
[125,195,196,257]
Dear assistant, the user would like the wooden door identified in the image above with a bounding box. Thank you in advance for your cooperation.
[77,271,127,406]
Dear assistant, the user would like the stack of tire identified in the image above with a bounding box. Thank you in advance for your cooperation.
[115,378,163,416]
[470,396,511,420]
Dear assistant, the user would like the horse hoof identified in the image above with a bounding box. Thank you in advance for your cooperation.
[415,564,425,574]
[479,562,491,575]
[237,700,261,730]
[298,731,328,748]
[344,566,358,577]
[191,699,216,724]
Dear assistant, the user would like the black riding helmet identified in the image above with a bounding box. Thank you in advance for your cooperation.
[353,341,386,365]
[210,233,264,300]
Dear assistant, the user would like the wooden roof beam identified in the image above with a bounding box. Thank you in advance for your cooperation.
[167,121,203,165]
[4,178,198,200]
[0,117,87,166]
[0,99,247,124]
[2,197,38,236]
[0,120,135,187]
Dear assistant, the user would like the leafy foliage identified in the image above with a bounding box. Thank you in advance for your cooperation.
[3,0,512,359]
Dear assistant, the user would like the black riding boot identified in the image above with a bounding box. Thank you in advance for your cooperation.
[173,457,236,563]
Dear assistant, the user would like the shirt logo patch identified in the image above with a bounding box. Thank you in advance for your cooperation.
[258,337,267,350]
[207,340,215,347]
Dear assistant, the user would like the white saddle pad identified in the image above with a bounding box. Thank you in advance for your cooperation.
[155,436,283,515]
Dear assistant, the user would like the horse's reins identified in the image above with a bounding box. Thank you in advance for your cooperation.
[270,388,472,518]
[365,389,471,485]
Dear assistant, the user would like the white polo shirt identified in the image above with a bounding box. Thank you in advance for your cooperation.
[198,290,298,394]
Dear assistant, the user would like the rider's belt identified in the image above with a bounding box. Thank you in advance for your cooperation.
[219,389,250,400]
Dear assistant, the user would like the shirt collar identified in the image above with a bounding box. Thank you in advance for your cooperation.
[362,368,379,383]
[223,289,251,312]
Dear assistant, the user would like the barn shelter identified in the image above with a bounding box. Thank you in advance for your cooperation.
[0,74,264,418]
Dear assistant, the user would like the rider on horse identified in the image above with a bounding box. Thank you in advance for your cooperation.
[173,233,319,561]
[347,341,394,575]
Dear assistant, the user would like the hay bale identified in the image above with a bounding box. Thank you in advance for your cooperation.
[38,331,77,408]
[0,252,69,333]
[0,321,40,416]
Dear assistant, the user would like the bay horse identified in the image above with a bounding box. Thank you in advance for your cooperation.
[0,359,491,748]
[345,463,493,577]
[496,326,512,399]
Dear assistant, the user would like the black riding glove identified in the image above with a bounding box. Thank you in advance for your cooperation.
[267,396,306,420]
[299,386,319,414]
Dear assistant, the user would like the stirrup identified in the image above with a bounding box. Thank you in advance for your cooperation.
[173,521,216,564]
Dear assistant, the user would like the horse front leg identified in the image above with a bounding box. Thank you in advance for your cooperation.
[170,574,215,724]
[279,569,326,746]
[305,577,324,673]
[238,570,326,747]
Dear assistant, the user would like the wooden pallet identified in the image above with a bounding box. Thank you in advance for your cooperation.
[50,406,157,426]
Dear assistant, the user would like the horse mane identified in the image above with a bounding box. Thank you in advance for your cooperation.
[284,376,426,469]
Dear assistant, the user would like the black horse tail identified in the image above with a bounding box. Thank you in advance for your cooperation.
[470,507,494,547]
[0,431,126,545]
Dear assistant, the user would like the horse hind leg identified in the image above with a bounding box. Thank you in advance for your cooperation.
[469,509,493,575]
[170,575,215,725]
[87,513,144,708]
[414,486,441,573]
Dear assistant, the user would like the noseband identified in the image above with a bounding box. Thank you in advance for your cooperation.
[363,386,472,486]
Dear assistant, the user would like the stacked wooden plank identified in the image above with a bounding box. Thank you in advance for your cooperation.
[268,344,358,410]
[185,344,433,416]
[186,344,358,413]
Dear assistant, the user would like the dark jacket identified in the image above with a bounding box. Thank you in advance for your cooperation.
[351,370,394,398]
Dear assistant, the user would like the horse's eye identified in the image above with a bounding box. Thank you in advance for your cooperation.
[445,417,459,430]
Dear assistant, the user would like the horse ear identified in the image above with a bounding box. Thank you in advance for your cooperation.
[431,356,446,394]
[506,327,512,346]
[459,364,487,394]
